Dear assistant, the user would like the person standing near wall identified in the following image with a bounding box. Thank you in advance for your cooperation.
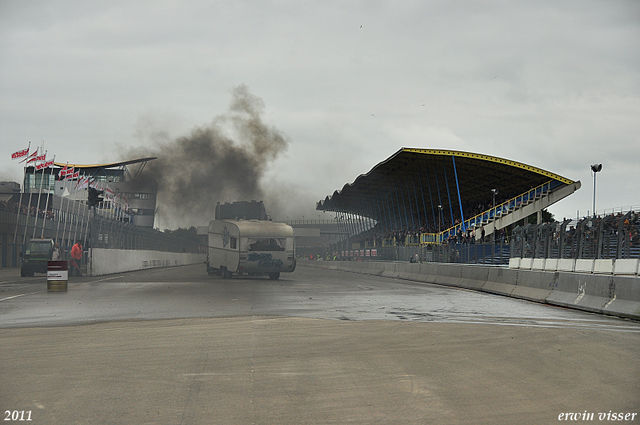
[70,240,83,276]
[52,243,61,261]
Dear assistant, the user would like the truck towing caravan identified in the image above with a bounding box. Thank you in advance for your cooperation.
[206,219,296,280]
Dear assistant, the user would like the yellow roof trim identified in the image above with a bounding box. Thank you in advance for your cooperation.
[401,148,575,185]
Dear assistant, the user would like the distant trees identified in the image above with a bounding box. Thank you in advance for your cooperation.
[163,226,199,243]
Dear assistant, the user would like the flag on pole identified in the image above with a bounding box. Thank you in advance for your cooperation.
[36,159,54,170]
[21,149,38,163]
[28,152,46,164]
[11,147,30,160]
[76,174,91,190]
[64,167,75,179]
[59,164,68,177]
[104,185,115,198]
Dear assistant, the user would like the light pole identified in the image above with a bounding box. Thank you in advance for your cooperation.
[437,205,443,241]
[491,188,499,209]
[490,189,499,243]
[591,164,602,217]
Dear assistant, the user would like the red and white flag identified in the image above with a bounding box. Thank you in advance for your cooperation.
[76,174,91,190]
[63,167,75,179]
[35,159,54,170]
[28,152,46,164]
[11,147,29,160]
[21,150,38,163]
[59,164,68,177]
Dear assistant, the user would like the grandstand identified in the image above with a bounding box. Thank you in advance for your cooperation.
[316,148,581,249]
[49,158,159,227]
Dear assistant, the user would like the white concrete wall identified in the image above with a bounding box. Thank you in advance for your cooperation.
[510,257,639,276]
[90,248,206,276]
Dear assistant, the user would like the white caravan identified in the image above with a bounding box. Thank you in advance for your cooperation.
[206,219,296,280]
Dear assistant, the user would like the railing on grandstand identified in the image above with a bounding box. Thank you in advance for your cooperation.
[510,211,640,260]
[439,180,561,242]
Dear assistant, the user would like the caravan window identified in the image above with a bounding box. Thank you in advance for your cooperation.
[248,238,286,251]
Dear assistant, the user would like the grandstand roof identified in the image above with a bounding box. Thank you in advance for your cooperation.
[316,148,576,225]
[52,157,157,169]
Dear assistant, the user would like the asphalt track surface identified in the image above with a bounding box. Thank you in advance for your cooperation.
[1,262,639,424]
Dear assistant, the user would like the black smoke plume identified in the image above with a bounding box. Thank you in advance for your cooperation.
[123,85,288,229]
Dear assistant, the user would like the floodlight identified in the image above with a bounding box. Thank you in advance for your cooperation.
[591,164,603,216]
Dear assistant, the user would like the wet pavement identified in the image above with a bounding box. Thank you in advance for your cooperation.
[1,263,638,332]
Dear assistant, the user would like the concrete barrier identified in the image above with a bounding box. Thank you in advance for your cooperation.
[603,275,640,318]
[459,265,489,290]
[531,258,546,271]
[574,259,594,274]
[511,258,640,276]
[300,260,640,320]
[90,248,206,276]
[544,259,559,272]
[519,258,533,270]
[482,267,518,297]
[593,259,614,275]
[432,263,463,287]
[614,259,639,276]
[419,262,439,284]
[511,270,555,303]
[547,272,614,314]
[557,259,575,273]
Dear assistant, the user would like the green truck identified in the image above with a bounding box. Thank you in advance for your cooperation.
[21,238,55,277]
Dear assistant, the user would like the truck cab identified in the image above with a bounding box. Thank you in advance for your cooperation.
[21,238,55,277]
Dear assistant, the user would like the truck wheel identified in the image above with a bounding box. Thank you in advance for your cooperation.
[268,272,280,280]
[20,267,27,277]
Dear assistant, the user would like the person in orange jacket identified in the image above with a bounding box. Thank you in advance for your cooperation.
[70,240,83,276]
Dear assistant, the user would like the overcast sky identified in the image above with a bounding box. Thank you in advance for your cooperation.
[1,0,639,228]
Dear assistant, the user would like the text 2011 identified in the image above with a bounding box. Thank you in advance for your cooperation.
[4,411,32,421]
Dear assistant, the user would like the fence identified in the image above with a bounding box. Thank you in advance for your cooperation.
[1,203,204,268]
[510,211,640,260]
[338,241,511,265]
[89,216,203,254]
[330,211,640,266]
[0,201,90,267]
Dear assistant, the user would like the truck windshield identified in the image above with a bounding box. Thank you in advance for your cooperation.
[27,243,51,255]
[248,238,286,251]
